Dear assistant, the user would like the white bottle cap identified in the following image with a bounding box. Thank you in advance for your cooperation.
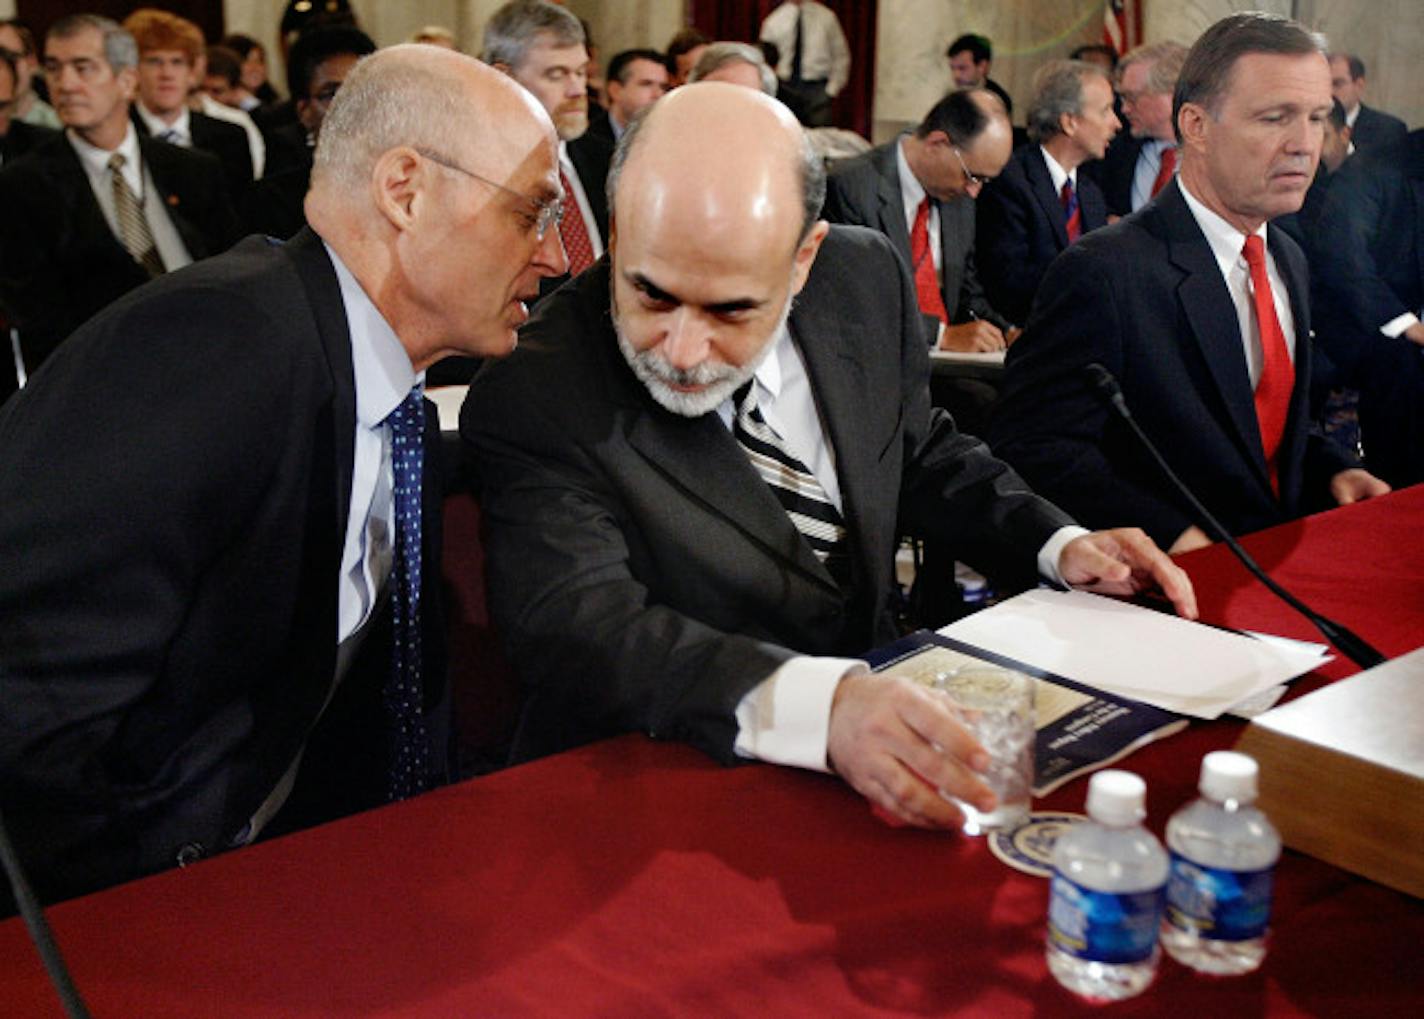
[1200,751,1259,803]
[1085,769,1147,826]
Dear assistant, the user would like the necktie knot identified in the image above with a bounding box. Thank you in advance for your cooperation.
[108,152,125,173]
[1242,233,1266,270]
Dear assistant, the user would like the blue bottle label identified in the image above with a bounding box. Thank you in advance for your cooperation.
[1165,852,1274,942]
[1048,871,1165,964]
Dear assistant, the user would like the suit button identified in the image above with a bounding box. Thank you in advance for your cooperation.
[175,842,206,867]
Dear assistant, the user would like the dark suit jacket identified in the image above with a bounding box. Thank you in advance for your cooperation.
[0,119,58,165]
[534,131,614,303]
[0,230,450,907]
[988,180,1356,550]
[1350,103,1407,155]
[461,226,1071,765]
[131,106,254,196]
[0,131,240,373]
[976,145,1109,325]
[244,162,311,240]
[824,139,1011,339]
[1083,131,1148,218]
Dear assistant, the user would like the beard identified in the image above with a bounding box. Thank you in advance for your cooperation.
[613,288,795,418]
[555,100,589,141]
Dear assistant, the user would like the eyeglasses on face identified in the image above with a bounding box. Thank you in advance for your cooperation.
[415,147,564,241]
[953,146,994,188]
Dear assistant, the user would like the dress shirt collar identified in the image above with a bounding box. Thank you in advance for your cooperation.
[68,120,141,190]
[1177,177,1268,282]
[895,134,927,209]
[1039,146,1076,194]
[325,242,420,426]
[1344,102,1361,128]
[715,322,789,427]
[135,101,191,144]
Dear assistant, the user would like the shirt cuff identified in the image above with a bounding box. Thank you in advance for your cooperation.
[733,656,867,772]
[1037,525,1091,585]
[1380,312,1420,339]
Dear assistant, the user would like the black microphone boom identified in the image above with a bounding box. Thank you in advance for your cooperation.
[1083,362,1386,669]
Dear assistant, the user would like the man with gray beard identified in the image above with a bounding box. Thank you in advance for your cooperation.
[462,83,1194,830]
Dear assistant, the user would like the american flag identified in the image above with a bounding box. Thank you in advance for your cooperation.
[1103,0,1143,56]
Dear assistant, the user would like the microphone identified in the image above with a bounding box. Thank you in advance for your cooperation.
[1083,363,1387,669]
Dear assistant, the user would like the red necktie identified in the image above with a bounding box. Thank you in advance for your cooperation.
[1150,146,1177,197]
[909,197,948,324]
[1060,179,1082,243]
[557,168,595,275]
[1242,234,1294,495]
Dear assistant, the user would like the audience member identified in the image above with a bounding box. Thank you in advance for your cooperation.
[689,42,776,95]
[596,48,668,145]
[201,43,245,108]
[462,81,1193,832]
[1070,43,1118,74]
[1,48,57,167]
[989,13,1387,555]
[665,27,709,88]
[221,32,278,107]
[1090,40,1186,217]
[0,15,238,390]
[122,9,253,194]
[824,89,1016,353]
[0,20,60,128]
[1328,52,1406,155]
[0,43,567,910]
[1312,128,1424,487]
[486,1,610,284]
[411,25,459,50]
[1273,96,1351,261]
[946,34,1012,117]
[244,25,375,239]
[759,0,850,127]
[192,43,267,179]
[977,60,1117,325]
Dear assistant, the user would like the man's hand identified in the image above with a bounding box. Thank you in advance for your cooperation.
[1059,528,1198,619]
[1168,524,1212,555]
[939,320,1006,352]
[827,670,995,829]
[1402,321,1424,347]
[1330,468,1391,505]
[1005,325,1024,346]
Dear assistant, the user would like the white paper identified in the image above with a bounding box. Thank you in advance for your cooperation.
[940,589,1329,719]
[928,349,1006,366]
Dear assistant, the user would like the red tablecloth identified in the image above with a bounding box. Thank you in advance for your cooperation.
[3,489,1422,1017]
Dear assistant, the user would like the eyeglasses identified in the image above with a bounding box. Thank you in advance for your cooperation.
[415,147,565,241]
[952,146,994,188]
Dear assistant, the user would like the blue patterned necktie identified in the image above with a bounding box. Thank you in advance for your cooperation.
[383,385,431,801]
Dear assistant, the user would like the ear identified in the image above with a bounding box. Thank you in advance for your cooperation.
[789,220,830,296]
[117,65,138,102]
[371,147,425,231]
[1059,110,1077,140]
[923,129,952,150]
[1177,101,1207,152]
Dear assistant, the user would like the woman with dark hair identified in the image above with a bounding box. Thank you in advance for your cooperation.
[222,32,280,105]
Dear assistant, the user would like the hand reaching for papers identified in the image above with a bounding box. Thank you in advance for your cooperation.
[1059,528,1198,620]
[826,670,996,829]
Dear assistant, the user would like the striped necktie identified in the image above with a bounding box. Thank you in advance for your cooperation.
[108,153,165,277]
[1060,178,1081,243]
[733,381,848,571]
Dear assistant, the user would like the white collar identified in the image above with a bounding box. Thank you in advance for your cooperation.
[1039,146,1076,194]
[136,101,191,141]
[1177,177,1268,280]
[325,242,420,427]
[67,120,139,172]
[895,134,927,208]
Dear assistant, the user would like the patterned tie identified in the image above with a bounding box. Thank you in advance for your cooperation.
[557,167,595,276]
[909,197,948,325]
[1241,236,1294,496]
[1150,145,1177,197]
[382,385,431,800]
[157,128,182,145]
[733,381,848,572]
[108,153,165,277]
[1060,178,1082,243]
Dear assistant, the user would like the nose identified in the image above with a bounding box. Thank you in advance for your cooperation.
[660,307,710,371]
[566,70,587,99]
[533,223,569,278]
[965,178,984,199]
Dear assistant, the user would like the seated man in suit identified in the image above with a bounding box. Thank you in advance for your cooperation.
[463,82,1194,832]
[594,48,669,146]
[122,8,253,196]
[977,59,1117,325]
[825,88,1016,354]
[0,15,239,389]
[1087,41,1186,219]
[1328,52,1406,155]
[0,43,568,910]
[0,47,56,167]
[1312,128,1424,488]
[989,12,1388,556]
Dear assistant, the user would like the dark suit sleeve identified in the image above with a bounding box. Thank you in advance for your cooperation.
[952,205,1013,331]
[989,243,1197,547]
[975,173,1039,326]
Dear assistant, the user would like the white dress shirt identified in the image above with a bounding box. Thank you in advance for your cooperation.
[760,1,852,96]
[66,123,192,272]
[135,101,191,145]
[1040,146,1077,197]
[559,140,605,258]
[1130,137,1176,212]
[725,325,1084,771]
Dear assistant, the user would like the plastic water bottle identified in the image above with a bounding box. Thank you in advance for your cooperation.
[1162,751,1281,974]
[1046,770,1169,1001]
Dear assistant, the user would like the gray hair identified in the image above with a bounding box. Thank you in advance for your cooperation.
[47,14,138,73]
[688,42,776,96]
[481,0,584,70]
[1173,12,1326,143]
[1027,60,1110,144]
[1117,40,1188,95]
[313,48,477,193]
[607,98,825,245]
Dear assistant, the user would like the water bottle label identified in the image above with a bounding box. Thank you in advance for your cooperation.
[1166,853,1274,942]
[1048,871,1165,964]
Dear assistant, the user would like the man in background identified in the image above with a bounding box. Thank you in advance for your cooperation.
[946,34,1012,117]
[760,0,850,127]
[596,48,668,145]
[1328,52,1406,155]
[665,27,708,88]
[1,49,56,168]
[0,20,60,128]
[1089,40,1186,218]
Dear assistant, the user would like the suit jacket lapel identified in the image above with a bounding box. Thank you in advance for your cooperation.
[1160,182,1271,487]
[1027,148,1070,250]
[873,141,913,265]
[48,137,116,252]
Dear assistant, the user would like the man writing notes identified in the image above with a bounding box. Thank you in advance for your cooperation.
[0,45,568,908]
[463,82,1194,831]
[989,13,1388,556]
